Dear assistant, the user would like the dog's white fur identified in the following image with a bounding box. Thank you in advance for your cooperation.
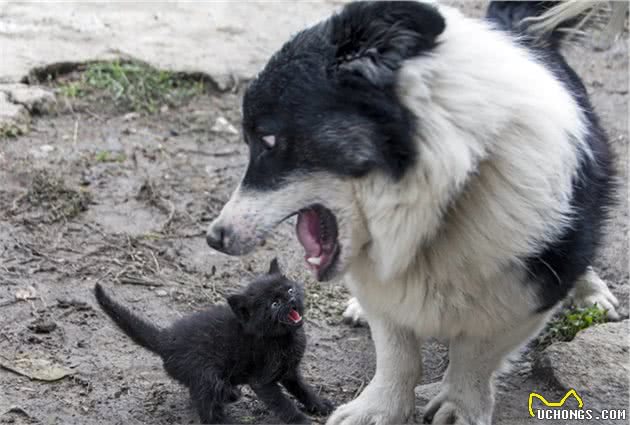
[211,3,620,424]
[344,264,621,325]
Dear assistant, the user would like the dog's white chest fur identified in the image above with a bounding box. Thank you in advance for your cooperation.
[347,248,538,339]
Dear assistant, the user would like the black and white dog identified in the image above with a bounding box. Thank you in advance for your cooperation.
[207,2,620,424]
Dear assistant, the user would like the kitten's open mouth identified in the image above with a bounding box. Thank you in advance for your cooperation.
[296,204,339,282]
[288,308,302,324]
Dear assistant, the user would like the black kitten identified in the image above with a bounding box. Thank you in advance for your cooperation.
[94,259,333,424]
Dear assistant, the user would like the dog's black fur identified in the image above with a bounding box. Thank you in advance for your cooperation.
[487,1,616,310]
[241,1,445,190]
[94,260,332,424]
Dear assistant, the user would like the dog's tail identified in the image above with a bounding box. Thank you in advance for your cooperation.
[94,283,164,355]
[486,1,610,49]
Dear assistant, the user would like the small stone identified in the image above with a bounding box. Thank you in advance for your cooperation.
[123,112,140,121]
[211,116,238,135]
[0,83,56,114]
[155,289,168,297]
[0,92,29,136]
[15,286,37,301]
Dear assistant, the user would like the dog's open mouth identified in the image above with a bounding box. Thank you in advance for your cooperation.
[296,204,339,281]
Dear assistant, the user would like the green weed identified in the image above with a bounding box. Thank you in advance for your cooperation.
[83,60,204,113]
[537,304,608,349]
[95,151,126,163]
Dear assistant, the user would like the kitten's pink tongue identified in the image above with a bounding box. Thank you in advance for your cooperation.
[288,309,302,323]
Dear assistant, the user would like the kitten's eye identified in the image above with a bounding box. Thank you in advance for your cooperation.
[288,288,295,295]
[261,135,276,149]
[271,301,279,309]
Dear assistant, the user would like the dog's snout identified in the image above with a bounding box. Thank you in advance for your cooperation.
[206,223,230,252]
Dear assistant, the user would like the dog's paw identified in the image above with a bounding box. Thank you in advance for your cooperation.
[342,297,368,327]
[327,385,414,425]
[304,397,334,416]
[423,391,490,425]
[423,400,476,425]
[571,267,620,320]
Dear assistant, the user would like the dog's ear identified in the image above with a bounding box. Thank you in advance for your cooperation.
[227,294,250,322]
[268,258,281,275]
[330,1,445,87]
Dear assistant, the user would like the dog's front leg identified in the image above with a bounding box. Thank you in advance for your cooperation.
[327,316,422,425]
[423,312,551,425]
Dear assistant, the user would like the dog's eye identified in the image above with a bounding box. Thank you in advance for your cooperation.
[288,288,294,295]
[271,301,279,309]
[261,135,276,149]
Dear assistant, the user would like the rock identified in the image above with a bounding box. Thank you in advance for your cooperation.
[155,289,168,297]
[210,116,238,135]
[0,83,56,114]
[535,320,629,412]
[0,92,29,136]
[14,285,38,301]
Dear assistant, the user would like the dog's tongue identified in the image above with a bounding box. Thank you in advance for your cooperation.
[288,309,302,323]
[296,210,321,258]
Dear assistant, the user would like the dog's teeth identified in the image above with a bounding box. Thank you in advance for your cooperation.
[307,257,322,266]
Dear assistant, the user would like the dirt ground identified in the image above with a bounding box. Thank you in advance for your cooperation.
[0,11,628,425]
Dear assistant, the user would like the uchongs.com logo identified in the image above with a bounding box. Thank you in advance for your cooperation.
[528,389,627,421]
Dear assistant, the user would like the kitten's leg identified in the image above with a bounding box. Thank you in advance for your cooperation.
[423,312,550,425]
[190,383,227,424]
[281,370,334,416]
[251,382,310,424]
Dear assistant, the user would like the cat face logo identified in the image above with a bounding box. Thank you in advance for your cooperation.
[528,389,584,417]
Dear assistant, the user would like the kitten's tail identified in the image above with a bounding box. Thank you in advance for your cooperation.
[94,283,164,355]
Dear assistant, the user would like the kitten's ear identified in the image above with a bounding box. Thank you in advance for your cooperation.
[268,258,281,275]
[330,1,445,87]
[227,294,250,322]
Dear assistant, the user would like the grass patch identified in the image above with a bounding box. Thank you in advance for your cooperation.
[58,81,85,99]
[0,124,25,139]
[537,304,608,349]
[81,60,205,113]
[95,150,126,163]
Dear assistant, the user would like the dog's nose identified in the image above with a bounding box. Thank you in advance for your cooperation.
[206,224,229,252]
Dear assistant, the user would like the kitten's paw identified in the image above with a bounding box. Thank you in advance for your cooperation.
[327,385,414,425]
[571,267,620,320]
[342,297,367,327]
[304,397,334,416]
[287,412,311,424]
